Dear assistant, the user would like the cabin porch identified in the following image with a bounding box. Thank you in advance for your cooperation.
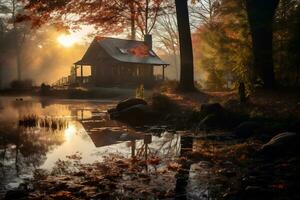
[72,63,168,88]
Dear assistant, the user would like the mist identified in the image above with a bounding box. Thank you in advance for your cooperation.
[0,26,88,88]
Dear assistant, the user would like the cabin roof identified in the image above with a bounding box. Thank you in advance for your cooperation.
[75,37,168,66]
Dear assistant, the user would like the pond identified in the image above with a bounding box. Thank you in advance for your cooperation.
[0,96,218,199]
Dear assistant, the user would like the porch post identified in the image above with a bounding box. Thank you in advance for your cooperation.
[75,65,78,84]
[81,65,83,84]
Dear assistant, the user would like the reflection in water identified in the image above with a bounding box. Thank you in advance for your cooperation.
[175,136,193,200]
[0,97,214,199]
[64,124,76,141]
[0,125,65,193]
[0,97,144,195]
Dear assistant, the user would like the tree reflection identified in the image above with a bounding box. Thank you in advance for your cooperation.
[174,136,193,200]
[0,124,65,184]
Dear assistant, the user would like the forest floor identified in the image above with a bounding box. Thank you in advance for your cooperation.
[4,87,300,200]
[159,87,300,200]
[165,88,300,118]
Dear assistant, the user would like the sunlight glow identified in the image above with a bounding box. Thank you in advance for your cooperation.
[64,124,76,141]
[57,34,79,48]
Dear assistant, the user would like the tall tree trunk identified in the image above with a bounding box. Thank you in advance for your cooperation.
[175,0,195,91]
[246,0,279,89]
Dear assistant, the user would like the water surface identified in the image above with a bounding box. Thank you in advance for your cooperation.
[0,97,181,195]
[0,96,218,199]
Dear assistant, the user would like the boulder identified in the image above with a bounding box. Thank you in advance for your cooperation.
[234,121,262,138]
[116,98,147,112]
[198,113,239,130]
[111,104,158,124]
[260,132,298,155]
[151,93,174,112]
[200,103,225,115]
[107,108,117,114]
[198,114,220,129]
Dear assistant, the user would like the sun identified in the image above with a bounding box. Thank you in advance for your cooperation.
[57,34,79,48]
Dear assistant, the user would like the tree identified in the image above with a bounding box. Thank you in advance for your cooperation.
[175,0,195,91]
[189,0,220,28]
[273,0,300,86]
[287,3,300,86]
[21,0,165,40]
[154,11,180,79]
[0,0,31,81]
[245,0,280,88]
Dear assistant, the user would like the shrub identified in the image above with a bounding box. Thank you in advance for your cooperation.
[151,93,175,112]
[10,79,33,90]
[40,83,51,95]
[157,80,179,93]
[135,84,144,99]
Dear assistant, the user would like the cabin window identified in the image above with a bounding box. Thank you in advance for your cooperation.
[118,48,128,54]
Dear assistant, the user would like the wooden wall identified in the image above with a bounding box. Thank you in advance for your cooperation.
[92,62,155,87]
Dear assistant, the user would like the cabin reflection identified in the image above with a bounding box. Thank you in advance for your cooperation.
[70,106,183,162]
[71,107,143,148]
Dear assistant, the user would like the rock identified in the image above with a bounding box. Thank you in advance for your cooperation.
[120,133,129,140]
[260,132,298,155]
[200,103,225,115]
[119,133,138,141]
[111,104,158,124]
[116,98,147,112]
[198,114,220,129]
[198,103,242,129]
[107,108,117,114]
[234,121,262,138]
[151,93,174,112]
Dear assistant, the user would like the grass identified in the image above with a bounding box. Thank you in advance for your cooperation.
[19,115,68,131]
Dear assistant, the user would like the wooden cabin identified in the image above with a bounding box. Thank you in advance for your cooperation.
[72,36,169,88]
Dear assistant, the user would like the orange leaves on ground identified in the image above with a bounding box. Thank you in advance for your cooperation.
[50,191,73,199]
[148,157,161,166]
